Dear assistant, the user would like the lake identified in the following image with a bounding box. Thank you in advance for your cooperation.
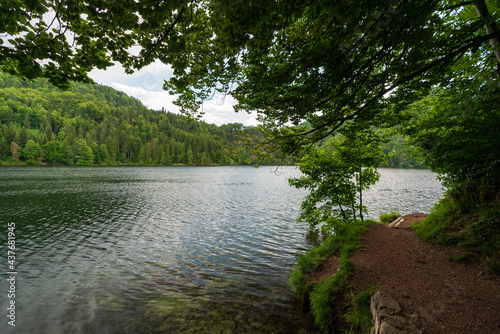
[0,166,444,333]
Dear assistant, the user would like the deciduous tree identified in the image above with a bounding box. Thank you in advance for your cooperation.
[22,139,41,164]
[75,139,94,165]
[289,128,383,233]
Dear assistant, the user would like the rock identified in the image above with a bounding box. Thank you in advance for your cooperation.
[388,217,404,228]
[371,290,401,315]
[371,290,422,334]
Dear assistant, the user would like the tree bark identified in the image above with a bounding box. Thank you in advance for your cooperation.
[358,167,364,222]
[472,0,500,63]
[331,178,348,222]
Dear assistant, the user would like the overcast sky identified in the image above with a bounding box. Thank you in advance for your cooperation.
[89,61,259,127]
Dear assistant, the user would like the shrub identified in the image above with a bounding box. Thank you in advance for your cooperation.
[379,210,400,224]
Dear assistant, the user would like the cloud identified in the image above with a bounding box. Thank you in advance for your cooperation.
[201,94,259,126]
[90,62,259,126]
[111,82,180,112]
[90,61,172,91]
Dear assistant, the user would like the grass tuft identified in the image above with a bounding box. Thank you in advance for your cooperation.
[290,219,376,332]
[379,210,400,224]
[343,285,378,333]
[289,221,372,295]
[413,194,500,275]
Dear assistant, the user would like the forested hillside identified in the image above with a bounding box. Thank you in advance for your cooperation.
[0,71,287,166]
[380,132,424,168]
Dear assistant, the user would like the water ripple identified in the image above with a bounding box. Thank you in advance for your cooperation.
[0,166,443,333]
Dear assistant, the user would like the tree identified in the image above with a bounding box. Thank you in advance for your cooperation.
[42,140,64,164]
[2,2,498,97]
[0,135,8,160]
[75,139,94,166]
[187,146,194,165]
[10,141,20,163]
[402,73,500,188]
[0,68,272,167]
[171,1,497,165]
[100,144,110,164]
[289,129,383,233]
[22,139,42,164]
[152,138,160,161]
[160,151,167,165]
[5,0,497,162]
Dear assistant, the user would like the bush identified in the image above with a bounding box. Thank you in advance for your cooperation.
[379,210,400,224]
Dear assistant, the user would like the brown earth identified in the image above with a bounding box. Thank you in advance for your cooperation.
[312,214,500,333]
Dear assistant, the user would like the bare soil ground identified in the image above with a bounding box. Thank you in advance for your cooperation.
[313,214,500,333]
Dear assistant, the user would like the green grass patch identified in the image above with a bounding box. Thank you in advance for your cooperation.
[378,210,400,224]
[289,220,373,295]
[413,194,500,275]
[290,219,377,332]
[343,285,378,333]
[413,198,456,242]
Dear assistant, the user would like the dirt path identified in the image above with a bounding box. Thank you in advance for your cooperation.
[347,214,500,333]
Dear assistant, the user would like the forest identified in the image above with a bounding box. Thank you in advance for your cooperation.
[0,71,416,167]
[0,71,286,166]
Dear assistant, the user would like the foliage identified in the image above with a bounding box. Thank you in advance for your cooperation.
[402,75,500,189]
[21,139,41,164]
[343,285,379,333]
[379,132,425,168]
[75,139,94,166]
[2,2,499,159]
[289,129,382,233]
[414,184,500,275]
[161,0,499,162]
[0,71,288,166]
[3,1,497,178]
[0,0,196,88]
[9,141,20,163]
[379,210,400,224]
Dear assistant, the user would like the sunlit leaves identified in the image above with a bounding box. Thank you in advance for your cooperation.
[289,129,383,233]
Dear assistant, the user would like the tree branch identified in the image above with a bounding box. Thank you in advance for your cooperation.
[472,0,500,63]
[141,7,185,63]
[437,1,473,11]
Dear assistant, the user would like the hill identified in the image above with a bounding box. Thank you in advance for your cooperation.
[0,71,290,166]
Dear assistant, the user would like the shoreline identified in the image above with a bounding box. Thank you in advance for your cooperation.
[300,214,500,333]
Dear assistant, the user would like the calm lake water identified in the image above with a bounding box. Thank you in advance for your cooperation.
[0,166,444,333]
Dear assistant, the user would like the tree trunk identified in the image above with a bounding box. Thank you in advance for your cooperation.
[331,179,348,222]
[359,167,364,222]
[472,0,500,63]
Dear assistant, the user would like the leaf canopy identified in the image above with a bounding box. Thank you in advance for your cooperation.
[2,0,499,164]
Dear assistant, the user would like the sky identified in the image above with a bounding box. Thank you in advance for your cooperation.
[1,8,260,128]
[89,61,259,127]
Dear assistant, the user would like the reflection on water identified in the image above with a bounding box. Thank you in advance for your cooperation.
[0,166,443,333]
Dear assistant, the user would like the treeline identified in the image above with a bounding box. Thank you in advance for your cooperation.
[0,71,288,166]
[300,121,425,168]
[380,133,425,168]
